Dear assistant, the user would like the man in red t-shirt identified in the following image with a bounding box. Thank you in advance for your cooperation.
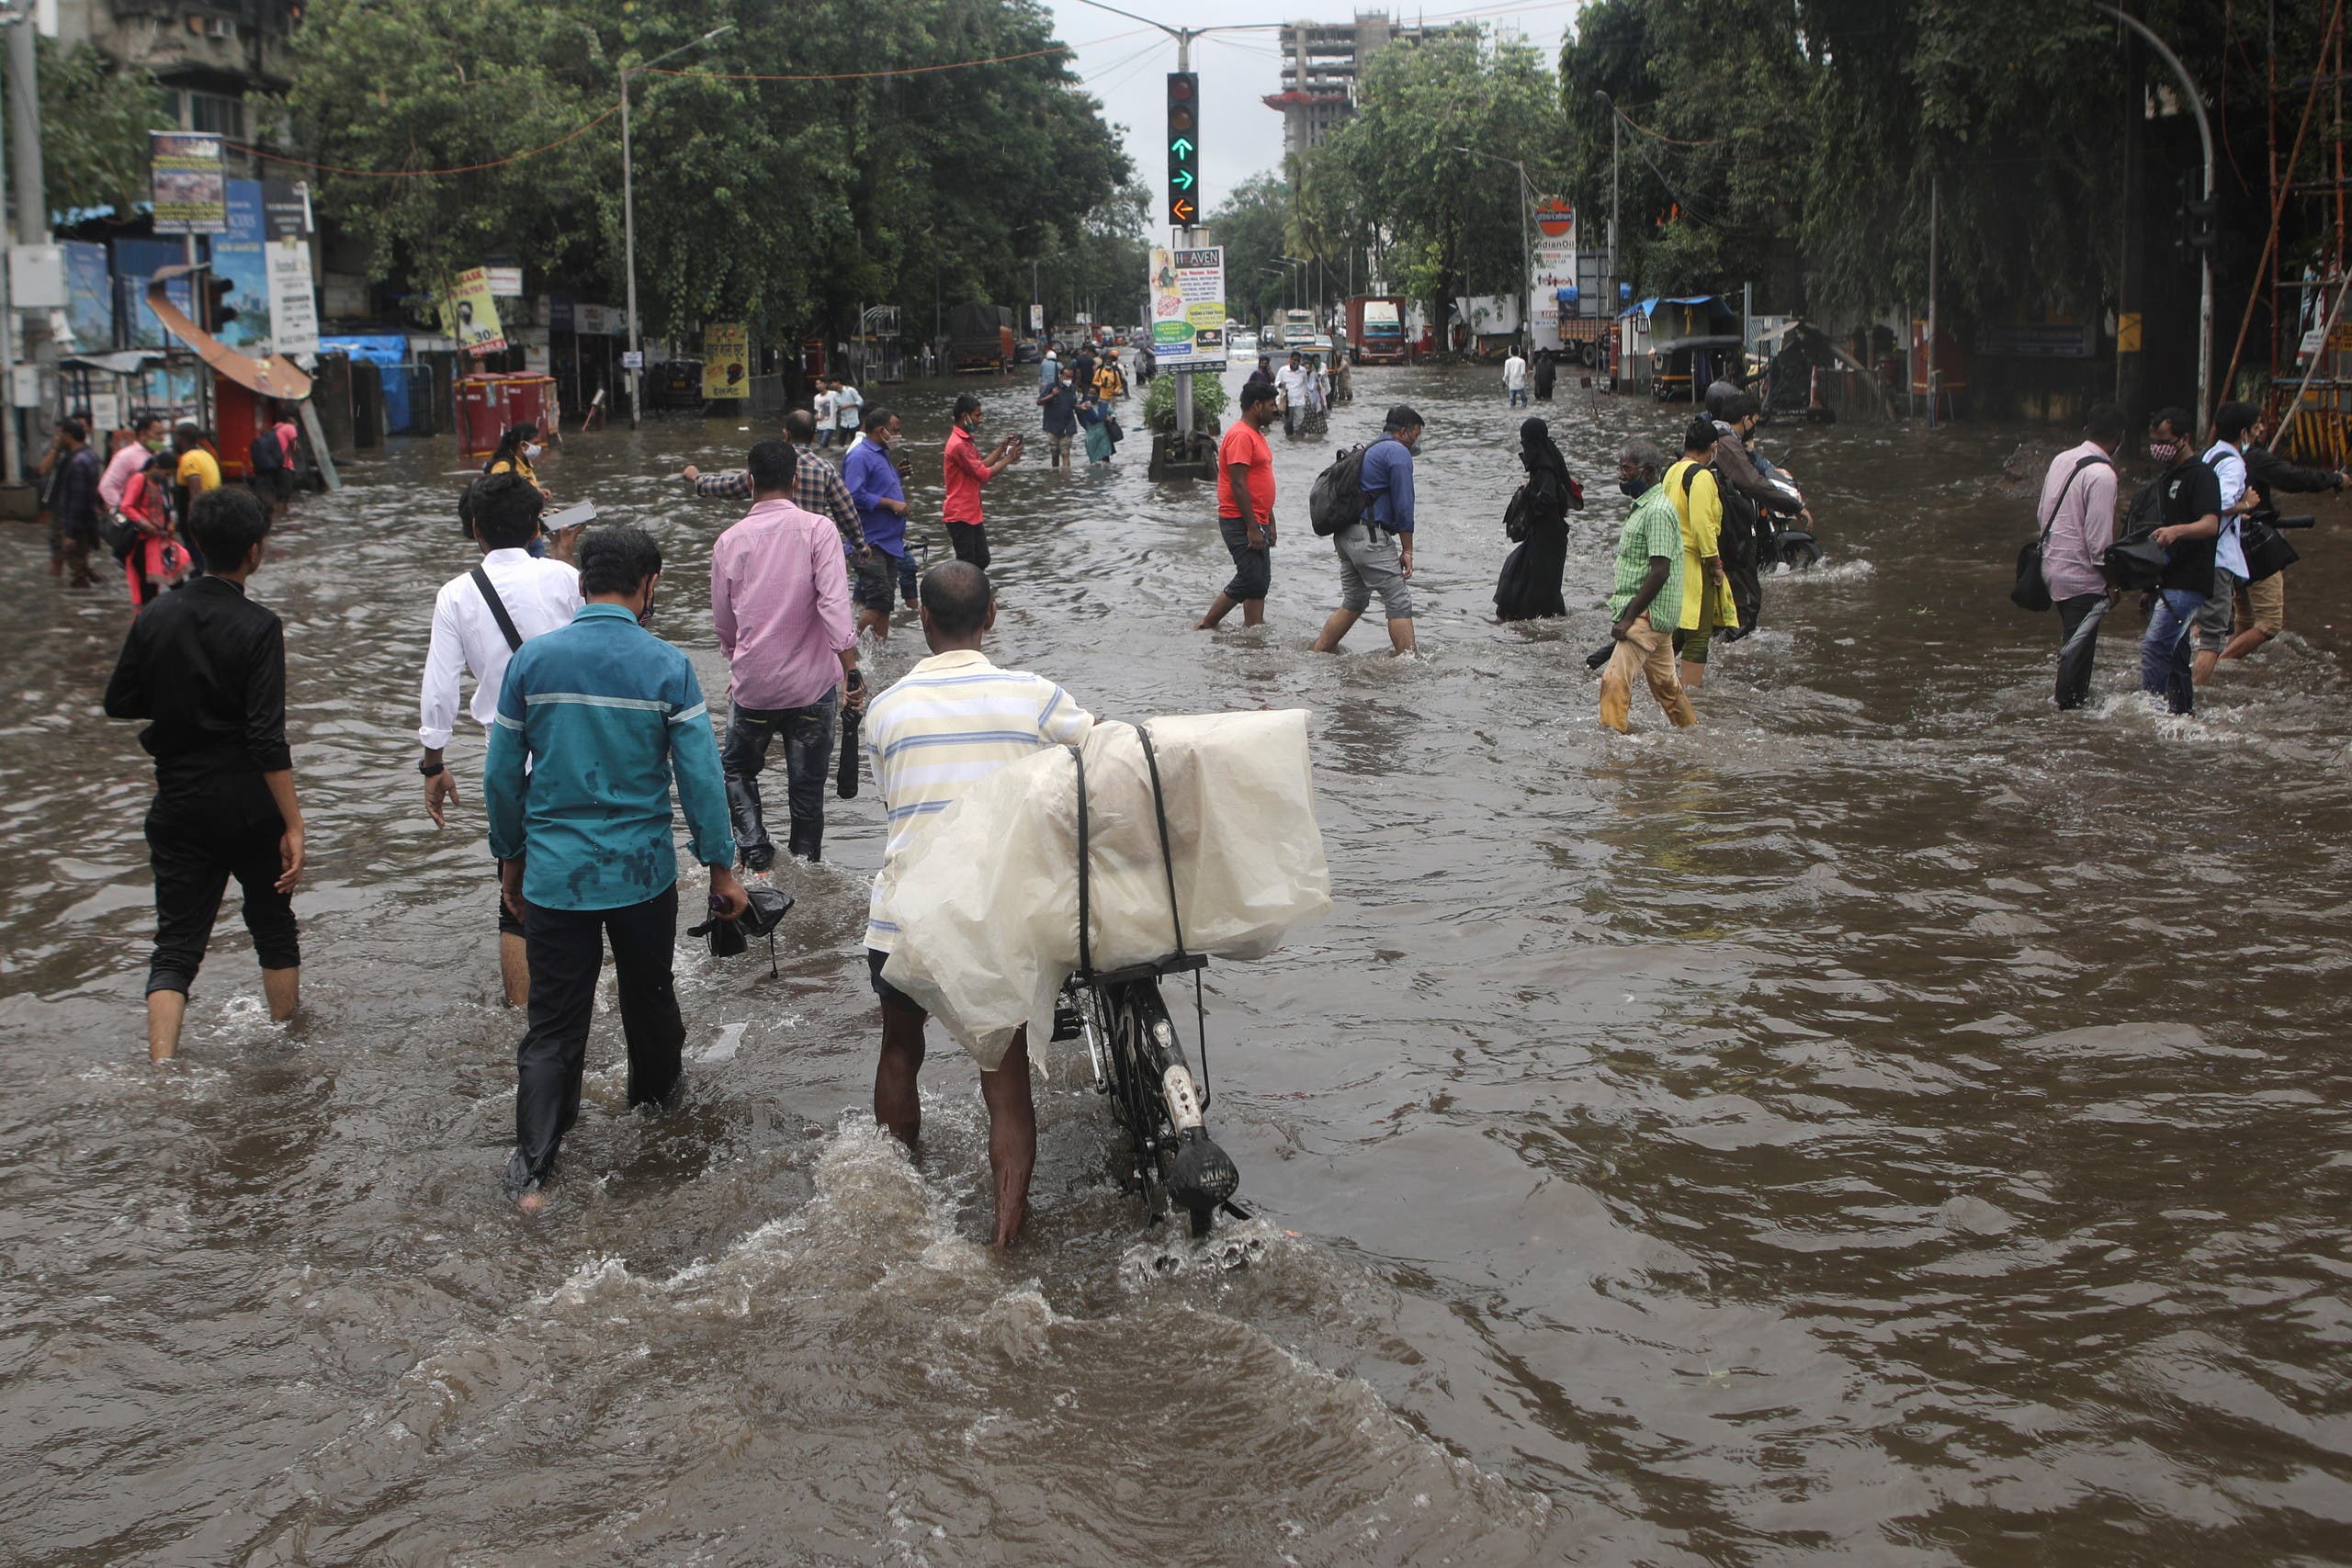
[1195,380,1283,629]
[941,392,1023,569]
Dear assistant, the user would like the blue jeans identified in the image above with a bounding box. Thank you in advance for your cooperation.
[2140,589,2204,716]
[722,692,837,867]
[1509,388,1529,407]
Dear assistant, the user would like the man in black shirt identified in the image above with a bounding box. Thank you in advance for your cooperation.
[2139,406,2222,716]
[103,486,305,1060]
[2222,412,2349,662]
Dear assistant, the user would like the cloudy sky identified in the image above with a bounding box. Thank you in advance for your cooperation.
[1040,0,1586,219]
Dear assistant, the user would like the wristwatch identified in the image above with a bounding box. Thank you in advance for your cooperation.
[419,759,445,778]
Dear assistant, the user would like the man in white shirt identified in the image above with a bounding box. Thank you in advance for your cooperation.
[812,381,838,449]
[1273,351,1315,437]
[1504,348,1530,407]
[418,472,585,1004]
[2192,400,2259,690]
[863,560,1092,1247]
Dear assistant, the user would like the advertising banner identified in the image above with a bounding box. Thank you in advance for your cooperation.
[441,266,507,355]
[266,238,320,357]
[1148,246,1227,370]
[702,321,750,399]
[150,132,227,235]
[62,241,112,352]
[210,179,271,351]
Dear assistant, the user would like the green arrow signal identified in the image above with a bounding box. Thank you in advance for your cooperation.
[1170,136,1194,158]
[1171,168,1194,191]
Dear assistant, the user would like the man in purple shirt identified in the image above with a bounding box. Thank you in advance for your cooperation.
[710,439,865,868]
[2036,402,2123,710]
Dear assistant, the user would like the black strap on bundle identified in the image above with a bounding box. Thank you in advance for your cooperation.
[1069,743,1093,982]
[1136,723,1215,1112]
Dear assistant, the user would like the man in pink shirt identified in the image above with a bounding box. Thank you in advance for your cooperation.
[99,413,164,514]
[941,391,1022,570]
[711,439,865,868]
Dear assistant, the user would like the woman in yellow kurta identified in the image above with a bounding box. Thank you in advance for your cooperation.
[1664,416,1738,690]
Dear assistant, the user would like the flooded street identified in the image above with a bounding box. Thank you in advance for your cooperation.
[5,362,2351,1564]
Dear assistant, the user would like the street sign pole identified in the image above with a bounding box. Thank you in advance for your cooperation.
[1170,41,1197,446]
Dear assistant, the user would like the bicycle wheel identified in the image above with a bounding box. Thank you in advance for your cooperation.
[1099,980,1173,1220]
[1106,980,1239,1237]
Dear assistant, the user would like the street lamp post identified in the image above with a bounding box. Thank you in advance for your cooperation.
[621,25,734,430]
[1453,147,1535,347]
[1593,92,1621,342]
[2091,3,2214,435]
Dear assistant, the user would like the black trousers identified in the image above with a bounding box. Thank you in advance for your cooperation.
[945,520,989,570]
[722,694,835,866]
[511,885,684,1188]
[2055,592,2106,711]
[144,774,299,996]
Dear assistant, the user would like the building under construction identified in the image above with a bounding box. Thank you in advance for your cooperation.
[2246,0,2352,463]
[1261,13,1465,161]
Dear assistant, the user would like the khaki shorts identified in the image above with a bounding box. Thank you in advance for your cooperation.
[1336,524,1414,619]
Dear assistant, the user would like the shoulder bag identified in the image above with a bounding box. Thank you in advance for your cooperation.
[2013,452,2110,613]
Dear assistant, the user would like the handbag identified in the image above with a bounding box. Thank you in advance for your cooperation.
[2012,452,2110,613]
[2240,513,2301,581]
[1502,482,1532,542]
[2101,531,2170,591]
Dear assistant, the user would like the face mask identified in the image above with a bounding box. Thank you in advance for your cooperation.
[2149,441,2180,463]
[144,436,164,452]
[1619,477,1647,498]
[637,586,658,628]
[523,443,544,461]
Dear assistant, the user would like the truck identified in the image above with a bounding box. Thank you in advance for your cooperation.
[946,303,1014,373]
[1344,296,1408,365]
[1277,309,1317,349]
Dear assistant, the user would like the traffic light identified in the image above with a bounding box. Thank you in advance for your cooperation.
[2185,196,2219,254]
[205,273,237,333]
[1166,72,1200,227]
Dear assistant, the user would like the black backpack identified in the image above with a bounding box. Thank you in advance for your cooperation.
[248,428,285,474]
[1309,442,1374,536]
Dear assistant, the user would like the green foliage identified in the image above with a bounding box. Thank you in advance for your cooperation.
[274,0,1136,342]
[1553,0,2335,329]
[1304,28,1563,336]
[34,39,174,217]
[1207,172,1294,326]
[1142,367,1228,434]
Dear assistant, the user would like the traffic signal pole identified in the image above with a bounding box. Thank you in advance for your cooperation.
[1172,30,1194,448]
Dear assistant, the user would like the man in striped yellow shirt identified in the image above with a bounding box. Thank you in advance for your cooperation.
[862,560,1094,1246]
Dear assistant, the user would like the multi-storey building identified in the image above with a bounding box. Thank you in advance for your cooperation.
[1261,13,1462,161]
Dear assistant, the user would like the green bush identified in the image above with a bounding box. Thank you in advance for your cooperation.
[1142,372,1229,434]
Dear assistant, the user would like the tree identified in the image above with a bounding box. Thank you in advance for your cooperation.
[1207,172,1292,326]
[273,0,1136,344]
[1306,29,1563,340]
[35,39,174,218]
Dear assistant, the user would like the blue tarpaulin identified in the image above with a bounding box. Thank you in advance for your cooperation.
[320,333,417,433]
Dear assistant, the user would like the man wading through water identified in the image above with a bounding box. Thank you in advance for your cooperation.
[104,487,304,1061]
[1313,404,1422,657]
[2034,402,2124,710]
[1600,440,1696,733]
[417,472,583,1005]
[2138,407,2223,716]
[486,525,747,1210]
[863,562,1093,1247]
[1195,379,1281,630]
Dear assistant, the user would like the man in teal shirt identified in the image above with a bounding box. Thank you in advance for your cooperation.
[484,525,748,1206]
[1600,440,1696,733]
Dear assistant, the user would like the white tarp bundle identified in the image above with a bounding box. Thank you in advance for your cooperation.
[880,711,1330,1067]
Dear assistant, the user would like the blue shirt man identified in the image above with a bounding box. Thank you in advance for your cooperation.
[842,408,916,634]
[1313,404,1424,658]
[482,525,746,1203]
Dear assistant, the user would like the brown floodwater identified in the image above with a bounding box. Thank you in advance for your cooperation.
[3,363,2349,1564]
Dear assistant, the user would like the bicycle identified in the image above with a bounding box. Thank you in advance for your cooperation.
[1050,724,1245,1238]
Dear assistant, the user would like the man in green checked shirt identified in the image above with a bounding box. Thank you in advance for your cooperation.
[1600,439,1697,734]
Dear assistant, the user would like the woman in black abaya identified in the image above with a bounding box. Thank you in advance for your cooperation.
[1494,417,1582,620]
